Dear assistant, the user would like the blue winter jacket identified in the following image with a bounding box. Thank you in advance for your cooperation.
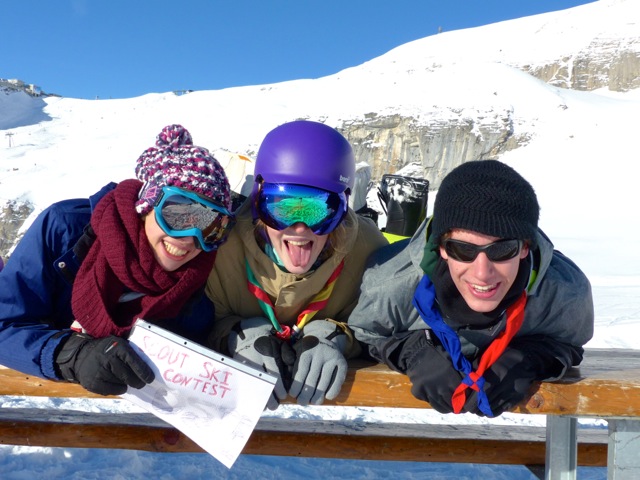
[0,183,215,380]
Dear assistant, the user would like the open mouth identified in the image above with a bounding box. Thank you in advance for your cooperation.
[163,241,188,258]
[471,283,498,294]
[284,239,313,268]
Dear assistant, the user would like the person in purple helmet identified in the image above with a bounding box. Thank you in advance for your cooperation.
[206,120,388,410]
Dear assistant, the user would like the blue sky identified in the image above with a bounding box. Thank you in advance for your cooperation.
[3,0,595,100]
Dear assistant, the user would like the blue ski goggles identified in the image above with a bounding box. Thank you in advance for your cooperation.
[254,181,348,235]
[154,186,235,252]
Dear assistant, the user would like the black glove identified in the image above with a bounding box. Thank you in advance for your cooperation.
[228,317,296,410]
[55,333,155,396]
[463,337,562,417]
[391,330,463,413]
[254,335,297,399]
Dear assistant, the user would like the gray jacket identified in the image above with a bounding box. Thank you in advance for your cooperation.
[349,218,594,380]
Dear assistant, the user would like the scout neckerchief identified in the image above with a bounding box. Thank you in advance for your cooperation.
[245,258,345,341]
[412,274,527,417]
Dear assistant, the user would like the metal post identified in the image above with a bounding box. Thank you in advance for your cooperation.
[546,415,577,480]
[608,419,640,480]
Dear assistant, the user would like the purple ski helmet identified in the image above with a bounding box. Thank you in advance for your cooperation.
[253,120,355,194]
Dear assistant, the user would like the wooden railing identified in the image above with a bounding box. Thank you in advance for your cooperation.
[1,348,639,479]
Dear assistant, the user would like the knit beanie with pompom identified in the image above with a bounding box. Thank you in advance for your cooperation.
[134,124,231,215]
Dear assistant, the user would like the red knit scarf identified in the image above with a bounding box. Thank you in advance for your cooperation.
[71,179,216,338]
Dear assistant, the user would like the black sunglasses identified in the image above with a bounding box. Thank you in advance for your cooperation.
[443,238,523,263]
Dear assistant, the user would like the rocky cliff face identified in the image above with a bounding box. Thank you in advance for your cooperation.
[2,15,639,260]
[338,108,527,191]
[336,39,640,190]
[520,39,640,92]
[0,200,33,260]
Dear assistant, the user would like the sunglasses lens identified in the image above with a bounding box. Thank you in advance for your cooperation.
[256,183,347,235]
[444,239,521,262]
[445,240,478,262]
[487,239,522,262]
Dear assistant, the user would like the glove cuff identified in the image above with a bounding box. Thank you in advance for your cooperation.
[55,333,92,382]
[228,317,274,353]
[302,320,348,353]
[399,330,434,373]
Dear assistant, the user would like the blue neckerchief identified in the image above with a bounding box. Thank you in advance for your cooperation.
[412,274,493,416]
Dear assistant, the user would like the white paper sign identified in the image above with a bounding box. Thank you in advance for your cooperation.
[121,319,277,468]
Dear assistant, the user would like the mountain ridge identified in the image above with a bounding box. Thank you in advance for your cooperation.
[1,0,639,258]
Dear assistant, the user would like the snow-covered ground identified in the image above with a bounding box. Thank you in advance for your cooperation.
[1,1,639,478]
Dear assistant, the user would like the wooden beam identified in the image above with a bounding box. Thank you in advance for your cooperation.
[1,348,640,416]
[0,409,607,466]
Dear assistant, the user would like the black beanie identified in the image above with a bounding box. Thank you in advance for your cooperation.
[431,160,539,245]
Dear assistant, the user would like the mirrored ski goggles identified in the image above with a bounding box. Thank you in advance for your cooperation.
[154,186,235,252]
[254,181,348,235]
[443,238,523,263]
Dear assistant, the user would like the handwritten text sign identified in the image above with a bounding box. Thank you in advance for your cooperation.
[121,320,276,468]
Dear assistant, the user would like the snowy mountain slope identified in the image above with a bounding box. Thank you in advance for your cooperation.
[2,1,640,210]
[0,1,639,478]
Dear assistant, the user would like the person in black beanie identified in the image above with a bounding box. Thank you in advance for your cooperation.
[349,160,594,417]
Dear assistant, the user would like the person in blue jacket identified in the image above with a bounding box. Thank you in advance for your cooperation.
[0,124,235,396]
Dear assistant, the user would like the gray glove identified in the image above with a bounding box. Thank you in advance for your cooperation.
[290,320,348,406]
[228,317,295,410]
